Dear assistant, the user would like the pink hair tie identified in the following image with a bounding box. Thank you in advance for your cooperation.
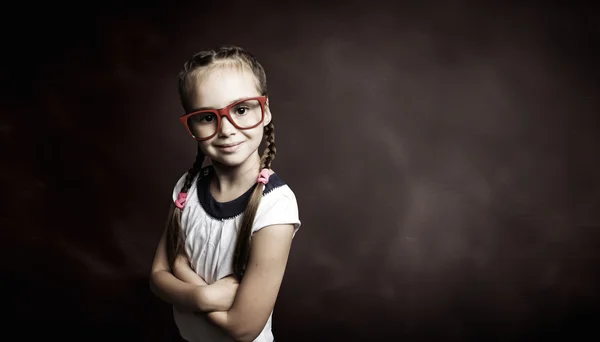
[257,168,271,185]
[175,192,188,209]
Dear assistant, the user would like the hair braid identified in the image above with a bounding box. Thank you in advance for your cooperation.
[232,121,277,280]
[166,145,205,269]
[262,121,276,169]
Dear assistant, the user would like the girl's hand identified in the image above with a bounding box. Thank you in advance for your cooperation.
[214,274,239,287]
[173,254,208,286]
[210,275,240,311]
[197,275,239,312]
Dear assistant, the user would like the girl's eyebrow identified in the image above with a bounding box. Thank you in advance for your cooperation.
[192,97,252,112]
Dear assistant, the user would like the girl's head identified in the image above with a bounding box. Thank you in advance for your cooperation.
[166,45,277,280]
[178,46,271,168]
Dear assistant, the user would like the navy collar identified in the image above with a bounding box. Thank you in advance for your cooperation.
[196,166,285,220]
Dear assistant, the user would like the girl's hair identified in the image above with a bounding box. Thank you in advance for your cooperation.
[166,45,276,280]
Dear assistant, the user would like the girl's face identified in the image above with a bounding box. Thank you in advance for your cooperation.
[187,65,271,168]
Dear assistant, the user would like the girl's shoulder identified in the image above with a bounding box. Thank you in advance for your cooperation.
[258,171,300,214]
[254,171,301,233]
[262,170,297,198]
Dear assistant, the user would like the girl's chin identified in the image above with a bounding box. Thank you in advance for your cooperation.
[209,154,251,168]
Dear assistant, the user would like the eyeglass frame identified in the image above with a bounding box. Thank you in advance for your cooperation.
[179,95,268,141]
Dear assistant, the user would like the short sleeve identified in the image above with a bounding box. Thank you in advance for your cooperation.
[252,187,302,237]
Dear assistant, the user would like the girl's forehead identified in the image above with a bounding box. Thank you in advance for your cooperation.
[190,65,259,109]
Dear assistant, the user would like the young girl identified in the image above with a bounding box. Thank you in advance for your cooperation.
[149,45,301,342]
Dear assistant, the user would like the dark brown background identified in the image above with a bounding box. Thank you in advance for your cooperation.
[2,0,599,341]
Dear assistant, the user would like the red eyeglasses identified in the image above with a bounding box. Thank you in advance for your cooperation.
[180,95,267,141]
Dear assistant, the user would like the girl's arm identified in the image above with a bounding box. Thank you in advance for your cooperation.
[206,224,295,342]
[173,253,240,311]
[149,205,237,313]
[173,254,208,286]
[149,223,208,311]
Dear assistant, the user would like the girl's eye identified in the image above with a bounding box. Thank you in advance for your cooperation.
[235,107,248,115]
[202,114,215,122]
[193,113,215,123]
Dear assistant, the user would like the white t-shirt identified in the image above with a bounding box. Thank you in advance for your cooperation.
[171,166,301,342]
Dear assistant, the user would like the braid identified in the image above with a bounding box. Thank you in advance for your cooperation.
[232,121,277,279]
[166,145,205,268]
[262,121,276,169]
[181,145,205,192]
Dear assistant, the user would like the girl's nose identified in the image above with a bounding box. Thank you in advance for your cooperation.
[218,117,236,136]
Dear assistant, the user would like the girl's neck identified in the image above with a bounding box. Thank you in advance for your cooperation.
[209,152,262,200]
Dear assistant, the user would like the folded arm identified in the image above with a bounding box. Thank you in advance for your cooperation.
[173,254,207,286]
[206,224,295,342]
[149,205,237,313]
[173,253,240,313]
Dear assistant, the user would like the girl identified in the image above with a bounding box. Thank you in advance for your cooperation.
[149,45,301,342]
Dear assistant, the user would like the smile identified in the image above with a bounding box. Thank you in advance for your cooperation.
[215,141,244,153]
